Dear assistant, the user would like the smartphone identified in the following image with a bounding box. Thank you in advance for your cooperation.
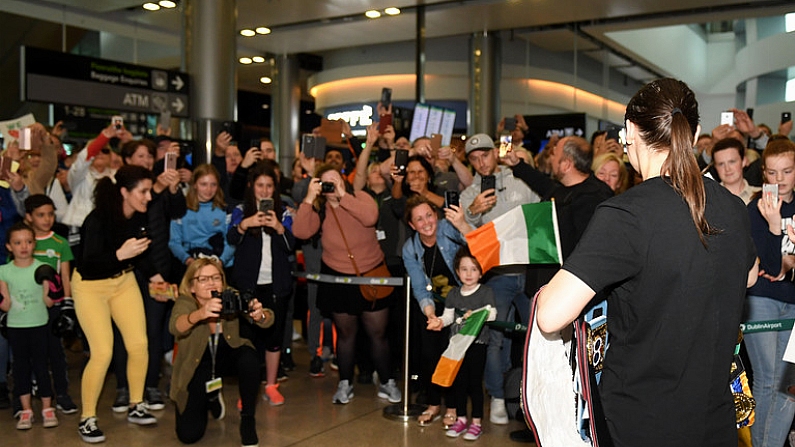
[221,121,236,139]
[499,135,512,157]
[444,190,460,209]
[18,128,32,150]
[746,108,754,120]
[164,152,177,171]
[380,87,392,109]
[0,156,13,181]
[430,134,442,152]
[782,112,792,124]
[481,175,496,197]
[258,198,274,214]
[137,227,149,239]
[504,117,516,131]
[379,113,393,134]
[394,149,409,176]
[301,134,326,160]
[320,118,344,144]
[720,111,734,126]
[763,183,779,208]
[606,127,620,143]
[112,115,124,130]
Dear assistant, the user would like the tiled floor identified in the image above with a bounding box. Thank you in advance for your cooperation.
[1,335,529,446]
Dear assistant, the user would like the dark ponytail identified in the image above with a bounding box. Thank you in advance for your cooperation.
[93,165,153,224]
[625,78,713,246]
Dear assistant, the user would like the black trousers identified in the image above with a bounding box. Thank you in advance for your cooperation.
[175,337,260,444]
[453,343,487,420]
[8,325,53,399]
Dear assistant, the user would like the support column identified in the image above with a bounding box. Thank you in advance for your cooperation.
[184,0,236,165]
[415,5,426,104]
[272,54,301,172]
[468,32,500,136]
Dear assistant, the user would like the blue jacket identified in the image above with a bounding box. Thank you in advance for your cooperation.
[402,218,466,311]
[227,205,295,297]
[169,202,235,267]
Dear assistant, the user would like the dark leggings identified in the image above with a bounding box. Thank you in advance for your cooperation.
[333,308,391,384]
[251,284,289,354]
[8,325,53,399]
[113,270,171,389]
[453,343,487,420]
[175,338,260,444]
[46,306,70,396]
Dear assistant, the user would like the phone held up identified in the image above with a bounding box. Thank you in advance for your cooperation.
[481,175,496,197]
[720,111,734,126]
[444,190,460,209]
[499,135,512,158]
[762,183,779,208]
[301,134,327,160]
[394,149,409,176]
[380,87,392,109]
[112,115,124,130]
[164,152,177,171]
[782,112,792,124]
[258,198,274,214]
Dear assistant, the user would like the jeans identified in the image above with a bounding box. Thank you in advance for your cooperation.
[484,273,528,399]
[744,295,795,447]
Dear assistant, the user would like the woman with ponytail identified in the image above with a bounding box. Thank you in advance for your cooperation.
[534,78,758,447]
[72,165,159,443]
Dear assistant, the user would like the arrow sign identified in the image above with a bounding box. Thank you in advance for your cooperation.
[171,75,184,91]
[171,97,185,113]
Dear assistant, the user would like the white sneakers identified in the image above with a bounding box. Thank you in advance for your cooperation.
[489,397,509,425]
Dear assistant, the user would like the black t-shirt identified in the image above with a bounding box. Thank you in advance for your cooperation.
[422,242,456,306]
[563,177,756,447]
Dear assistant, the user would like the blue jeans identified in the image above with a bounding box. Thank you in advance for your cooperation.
[744,295,795,447]
[484,273,528,399]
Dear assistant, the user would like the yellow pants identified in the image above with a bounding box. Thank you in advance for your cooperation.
[73,270,148,418]
[739,426,752,447]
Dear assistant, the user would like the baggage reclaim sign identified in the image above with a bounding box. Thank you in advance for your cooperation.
[21,46,190,117]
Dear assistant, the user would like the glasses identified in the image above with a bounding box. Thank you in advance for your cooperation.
[193,274,222,284]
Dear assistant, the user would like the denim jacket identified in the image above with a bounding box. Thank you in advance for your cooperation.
[402,218,467,311]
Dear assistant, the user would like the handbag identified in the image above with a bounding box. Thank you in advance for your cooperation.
[329,206,394,302]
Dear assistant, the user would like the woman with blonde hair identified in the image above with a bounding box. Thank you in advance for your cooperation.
[591,152,628,194]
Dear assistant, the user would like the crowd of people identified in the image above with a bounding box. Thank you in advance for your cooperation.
[0,77,794,447]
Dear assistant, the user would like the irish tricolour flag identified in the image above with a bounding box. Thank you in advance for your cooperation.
[432,305,492,387]
[465,201,562,273]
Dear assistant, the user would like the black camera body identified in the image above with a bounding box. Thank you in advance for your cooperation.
[321,182,335,193]
[212,288,253,319]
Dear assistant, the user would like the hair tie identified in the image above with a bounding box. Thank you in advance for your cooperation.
[671,108,682,117]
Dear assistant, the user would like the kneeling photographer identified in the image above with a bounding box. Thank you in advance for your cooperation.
[169,258,273,447]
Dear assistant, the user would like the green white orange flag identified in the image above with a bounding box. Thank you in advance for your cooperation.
[465,201,562,273]
[432,305,492,387]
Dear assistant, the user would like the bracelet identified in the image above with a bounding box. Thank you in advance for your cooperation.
[186,311,195,325]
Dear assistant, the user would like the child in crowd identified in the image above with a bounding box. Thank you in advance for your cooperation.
[24,194,77,414]
[427,247,496,441]
[0,222,56,430]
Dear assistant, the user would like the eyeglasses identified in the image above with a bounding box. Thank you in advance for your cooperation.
[193,274,222,284]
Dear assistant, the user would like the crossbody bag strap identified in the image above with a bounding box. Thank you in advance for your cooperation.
[329,206,361,276]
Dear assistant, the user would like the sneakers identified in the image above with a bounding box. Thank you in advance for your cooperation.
[240,415,259,447]
[263,384,285,406]
[281,349,295,371]
[144,387,165,410]
[56,394,78,414]
[377,379,402,403]
[112,387,129,413]
[127,402,157,425]
[463,423,482,441]
[329,356,339,371]
[309,356,325,378]
[209,391,225,420]
[332,380,354,405]
[16,409,33,430]
[445,418,468,437]
[42,407,59,428]
[78,416,105,443]
[489,397,509,425]
[276,365,289,382]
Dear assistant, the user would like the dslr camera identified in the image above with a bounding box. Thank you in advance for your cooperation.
[321,182,335,193]
[212,288,254,319]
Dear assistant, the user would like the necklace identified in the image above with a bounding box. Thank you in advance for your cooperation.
[425,244,437,291]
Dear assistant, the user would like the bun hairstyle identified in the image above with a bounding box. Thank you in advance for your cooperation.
[94,164,153,224]
[625,78,713,246]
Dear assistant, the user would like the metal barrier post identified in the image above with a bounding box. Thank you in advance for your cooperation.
[383,274,425,421]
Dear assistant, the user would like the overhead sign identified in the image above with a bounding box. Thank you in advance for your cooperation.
[21,46,190,117]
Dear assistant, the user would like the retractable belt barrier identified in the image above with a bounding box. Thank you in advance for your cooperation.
[740,319,795,334]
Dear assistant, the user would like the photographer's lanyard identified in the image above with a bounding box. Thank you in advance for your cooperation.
[205,322,223,393]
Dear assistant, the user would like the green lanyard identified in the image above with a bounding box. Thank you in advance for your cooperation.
[208,322,221,379]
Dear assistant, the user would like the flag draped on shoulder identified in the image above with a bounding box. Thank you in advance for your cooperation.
[432,305,492,387]
[465,201,562,272]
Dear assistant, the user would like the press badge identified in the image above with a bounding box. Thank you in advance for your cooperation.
[376,230,386,241]
[205,377,223,393]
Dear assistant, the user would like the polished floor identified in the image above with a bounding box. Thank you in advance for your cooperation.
[1,332,529,447]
